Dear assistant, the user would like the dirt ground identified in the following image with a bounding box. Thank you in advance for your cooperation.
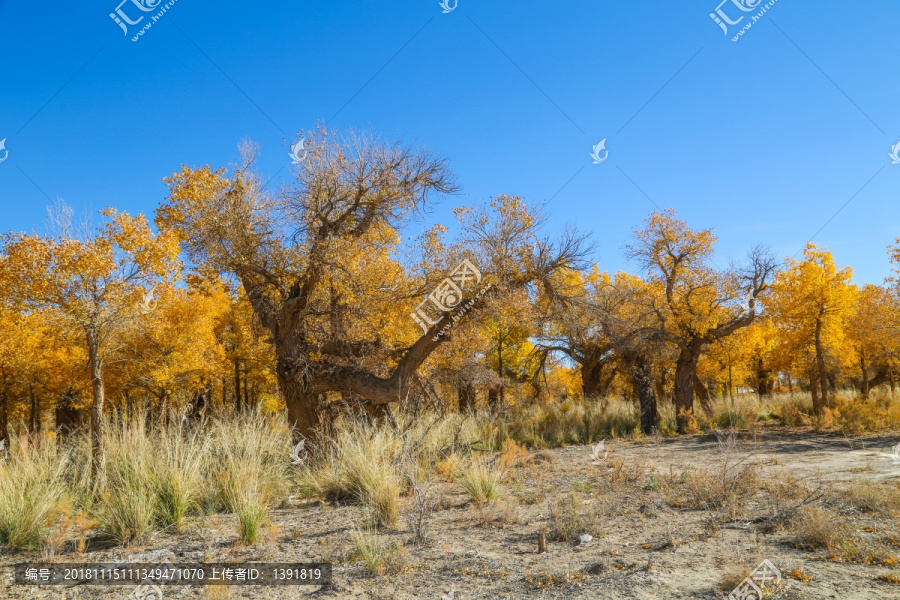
[3,428,899,600]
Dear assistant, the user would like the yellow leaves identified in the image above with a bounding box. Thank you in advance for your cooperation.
[768,243,855,370]
[629,209,743,342]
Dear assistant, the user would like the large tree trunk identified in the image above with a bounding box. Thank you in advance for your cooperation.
[457,380,476,413]
[279,369,321,442]
[581,356,618,400]
[629,354,658,435]
[756,357,772,396]
[488,386,502,415]
[673,342,703,432]
[692,373,713,416]
[55,390,82,444]
[655,367,668,404]
[87,332,105,475]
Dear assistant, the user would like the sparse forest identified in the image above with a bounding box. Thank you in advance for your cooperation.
[2,131,899,599]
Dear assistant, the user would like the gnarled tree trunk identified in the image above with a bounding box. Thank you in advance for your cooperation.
[673,340,703,432]
[458,380,476,413]
[627,353,658,434]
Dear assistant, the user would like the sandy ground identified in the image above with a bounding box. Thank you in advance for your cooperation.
[3,427,899,600]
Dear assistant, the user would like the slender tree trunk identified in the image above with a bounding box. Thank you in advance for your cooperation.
[158,390,170,429]
[0,386,8,445]
[859,348,869,400]
[243,370,250,411]
[673,342,702,432]
[810,368,823,417]
[234,358,242,414]
[787,374,793,396]
[87,332,105,475]
[29,383,41,444]
[692,373,713,416]
[497,333,506,409]
[814,318,829,408]
[728,364,734,404]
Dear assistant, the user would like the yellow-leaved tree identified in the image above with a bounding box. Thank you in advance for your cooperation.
[627,209,776,431]
[769,243,855,415]
[0,205,179,468]
[157,135,588,439]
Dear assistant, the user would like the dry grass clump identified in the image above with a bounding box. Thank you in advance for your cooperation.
[94,422,158,543]
[828,391,900,433]
[308,413,489,528]
[838,482,900,516]
[547,493,603,543]
[351,529,409,576]
[0,437,69,549]
[457,456,505,507]
[207,413,291,544]
[502,398,640,447]
[153,424,207,529]
[312,419,401,528]
[791,505,852,551]
[654,434,760,525]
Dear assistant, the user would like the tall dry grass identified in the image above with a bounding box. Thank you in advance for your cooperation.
[207,412,292,543]
[0,437,68,549]
[499,397,641,447]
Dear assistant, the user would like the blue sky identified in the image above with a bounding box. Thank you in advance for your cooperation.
[1,0,898,283]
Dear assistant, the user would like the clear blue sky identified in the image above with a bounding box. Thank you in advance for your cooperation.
[1,0,898,283]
